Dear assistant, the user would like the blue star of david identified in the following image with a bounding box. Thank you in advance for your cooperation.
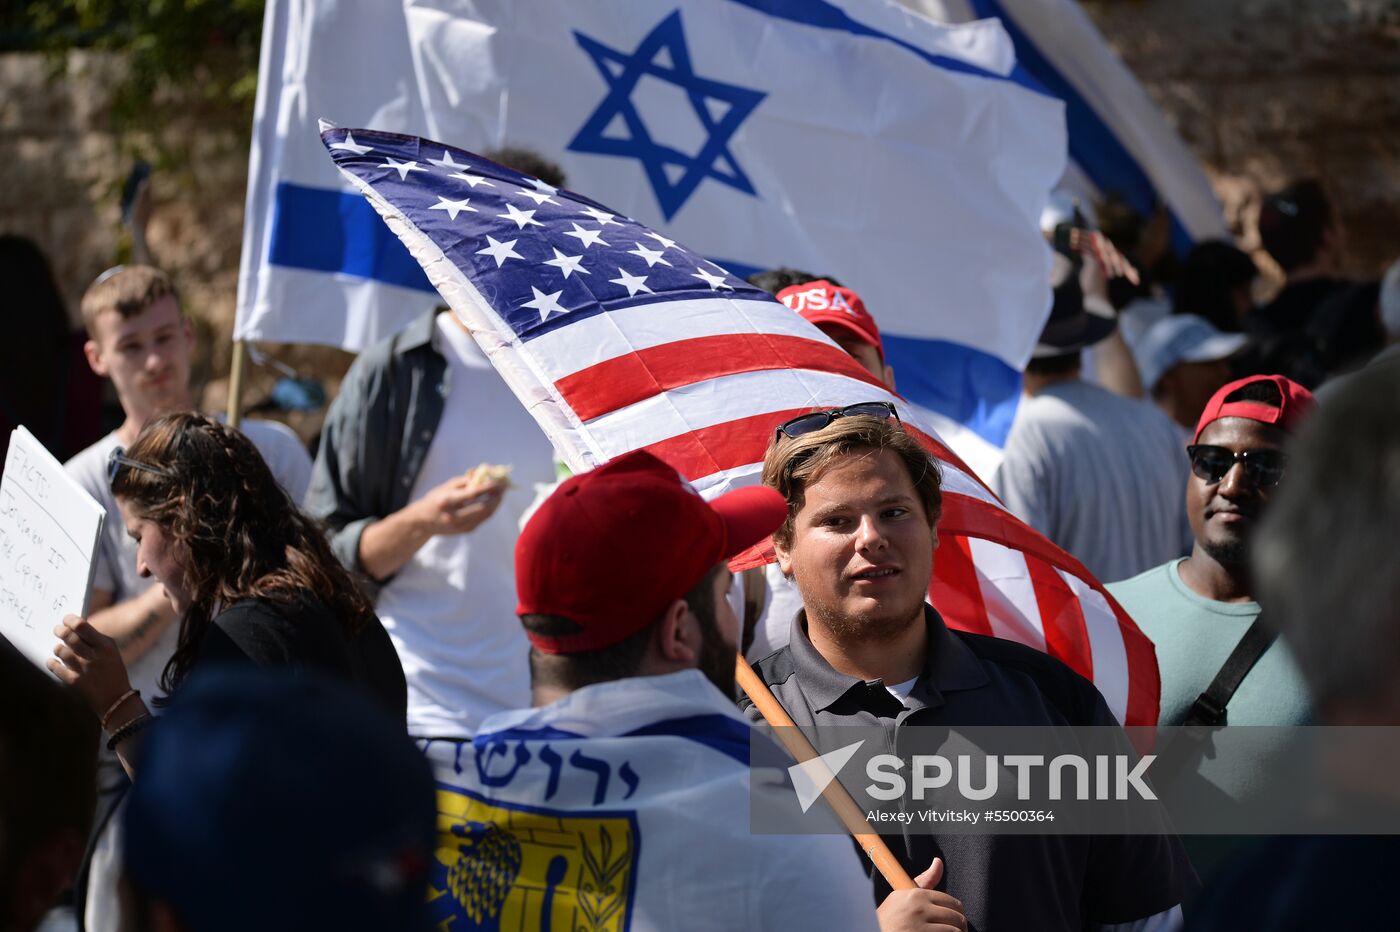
[568,10,767,221]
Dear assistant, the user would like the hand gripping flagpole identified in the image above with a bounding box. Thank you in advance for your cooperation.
[736,653,915,891]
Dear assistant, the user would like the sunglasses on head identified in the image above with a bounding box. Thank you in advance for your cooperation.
[107,445,169,488]
[774,401,899,441]
[1186,444,1287,488]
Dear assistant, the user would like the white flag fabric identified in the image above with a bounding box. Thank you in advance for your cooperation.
[237,0,1068,477]
[903,0,1228,250]
[418,670,879,930]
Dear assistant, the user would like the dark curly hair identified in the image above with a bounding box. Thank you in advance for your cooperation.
[110,413,375,694]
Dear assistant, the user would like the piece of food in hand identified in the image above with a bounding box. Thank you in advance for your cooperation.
[464,463,513,489]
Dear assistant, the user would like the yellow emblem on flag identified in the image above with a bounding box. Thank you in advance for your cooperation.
[427,786,639,931]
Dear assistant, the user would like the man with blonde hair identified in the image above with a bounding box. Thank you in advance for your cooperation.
[743,405,1191,931]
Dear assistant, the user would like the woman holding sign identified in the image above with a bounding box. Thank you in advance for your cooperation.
[49,413,405,773]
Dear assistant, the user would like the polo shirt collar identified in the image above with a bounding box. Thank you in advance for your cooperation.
[788,604,990,713]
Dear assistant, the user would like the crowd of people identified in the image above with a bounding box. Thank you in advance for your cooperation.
[3,142,1399,932]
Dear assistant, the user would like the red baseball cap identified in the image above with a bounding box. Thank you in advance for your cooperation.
[1193,374,1317,443]
[515,450,787,654]
[777,280,885,360]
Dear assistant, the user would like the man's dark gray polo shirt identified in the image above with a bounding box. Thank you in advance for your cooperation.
[739,605,1192,931]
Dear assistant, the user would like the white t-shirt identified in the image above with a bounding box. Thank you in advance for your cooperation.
[64,418,312,703]
[992,380,1192,585]
[374,314,556,737]
[885,676,919,703]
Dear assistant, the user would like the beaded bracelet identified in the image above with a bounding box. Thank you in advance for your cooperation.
[106,712,153,751]
[100,689,141,730]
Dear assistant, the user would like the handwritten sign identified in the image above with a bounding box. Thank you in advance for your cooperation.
[0,426,104,668]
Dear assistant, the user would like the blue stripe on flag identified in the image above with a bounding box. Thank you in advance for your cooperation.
[966,0,1196,254]
[473,726,586,746]
[622,714,751,766]
[267,182,437,293]
[472,716,750,766]
[731,0,1199,255]
[728,0,1050,95]
[883,335,1022,448]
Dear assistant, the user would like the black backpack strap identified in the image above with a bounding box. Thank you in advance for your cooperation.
[1151,614,1277,790]
[1181,615,1276,727]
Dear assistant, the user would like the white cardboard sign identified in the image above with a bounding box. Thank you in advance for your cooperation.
[0,426,104,668]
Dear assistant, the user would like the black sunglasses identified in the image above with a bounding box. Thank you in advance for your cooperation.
[775,402,899,441]
[107,445,169,487]
[1186,444,1287,488]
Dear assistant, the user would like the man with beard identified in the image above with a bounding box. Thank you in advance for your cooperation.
[1109,375,1315,739]
[418,450,881,931]
[1108,375,1315,878]
[743,410,1190,931]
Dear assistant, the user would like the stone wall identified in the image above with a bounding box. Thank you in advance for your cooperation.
[0,50,351,436]
[1082,0,1400,282]
[3,2,1398,422]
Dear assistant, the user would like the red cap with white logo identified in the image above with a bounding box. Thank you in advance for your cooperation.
[777,280,885,361]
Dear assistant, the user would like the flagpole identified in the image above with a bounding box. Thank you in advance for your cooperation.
[735,654,915,891]
[226,339,248,429]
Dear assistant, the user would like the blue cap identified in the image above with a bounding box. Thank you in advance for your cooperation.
[123,670,435,932]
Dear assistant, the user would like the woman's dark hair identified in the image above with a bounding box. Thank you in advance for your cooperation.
[111,413,376,693]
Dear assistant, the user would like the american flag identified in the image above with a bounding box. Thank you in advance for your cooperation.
[320,125,1159,728]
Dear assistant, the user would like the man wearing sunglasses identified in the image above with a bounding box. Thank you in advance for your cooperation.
[1107,374,1315,872]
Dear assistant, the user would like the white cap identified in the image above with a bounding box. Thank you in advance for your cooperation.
[1133,314,1247,391]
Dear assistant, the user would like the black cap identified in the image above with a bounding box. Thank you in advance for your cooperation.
[1032,254,1117,358]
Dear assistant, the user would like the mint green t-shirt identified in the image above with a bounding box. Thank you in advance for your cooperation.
[1107,558,1312,803]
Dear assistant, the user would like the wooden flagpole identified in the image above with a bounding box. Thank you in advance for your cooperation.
[735,653,915,891]
[226,339,248,429]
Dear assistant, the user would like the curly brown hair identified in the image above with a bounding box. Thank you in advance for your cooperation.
[110,413,375,694]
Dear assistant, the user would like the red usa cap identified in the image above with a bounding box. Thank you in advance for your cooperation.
[777,280,885,360]
[515,450,787,654]
[1193,373,1317,443]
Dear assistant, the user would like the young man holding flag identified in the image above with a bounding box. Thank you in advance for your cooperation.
[744,409,1192,930]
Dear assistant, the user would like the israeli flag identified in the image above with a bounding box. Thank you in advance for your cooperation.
[237,0,1069,477]
[904,0,1228,252]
